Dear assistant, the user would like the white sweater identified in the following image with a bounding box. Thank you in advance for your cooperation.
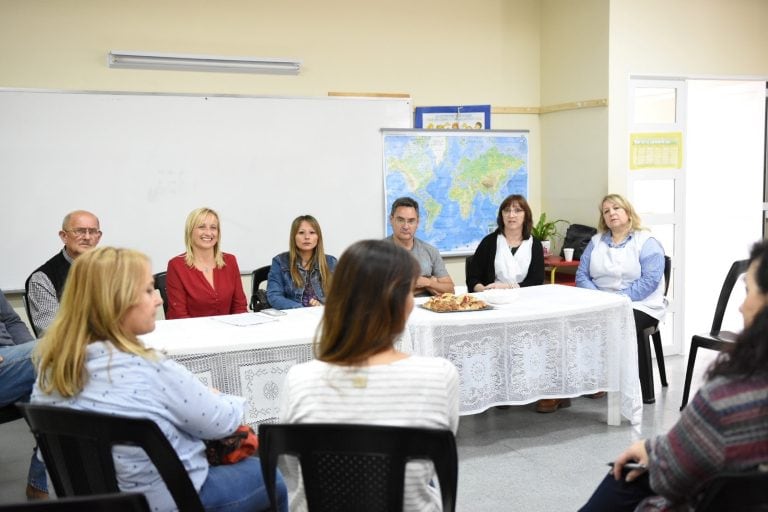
[279,355,459,512]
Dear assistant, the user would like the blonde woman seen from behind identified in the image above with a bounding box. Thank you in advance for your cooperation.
[279,240,459,512]
[33,247,286,512]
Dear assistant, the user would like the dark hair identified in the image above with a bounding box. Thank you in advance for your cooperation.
[708,239,768,380]
[315,240,419,365]
[390,197,420,218]
[496,194,533,239]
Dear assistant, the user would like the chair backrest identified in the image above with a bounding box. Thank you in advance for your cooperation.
[259,423,458,512]
[21,291,40,338]
[18,403,204,512]
[0,492,151,512]
[249,265,271,311]
[464,255,473,286]
[0,403,23,424]
[153,271,169,316]
[694,467,768,511]
[662,255,672,296]
[710,259,750,336]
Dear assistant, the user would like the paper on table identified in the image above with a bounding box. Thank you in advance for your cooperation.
[212,313,278,327]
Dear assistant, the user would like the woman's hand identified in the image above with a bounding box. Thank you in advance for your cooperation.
[308,298,322,307]
[612,440,649,482]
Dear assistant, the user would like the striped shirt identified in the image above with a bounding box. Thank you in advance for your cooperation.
[279,355,459,512]
[639,374,768,511]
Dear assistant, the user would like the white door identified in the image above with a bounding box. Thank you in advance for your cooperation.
[628,78,766,354]
[628,79,685,354]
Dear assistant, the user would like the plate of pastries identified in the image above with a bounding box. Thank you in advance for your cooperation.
[420,293,491,313]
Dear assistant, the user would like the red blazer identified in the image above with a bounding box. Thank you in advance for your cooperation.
[165,252,247,319]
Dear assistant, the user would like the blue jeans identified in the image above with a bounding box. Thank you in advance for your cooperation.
[0,341,48,493]
[0,341,37,406]
[198,456,287,512]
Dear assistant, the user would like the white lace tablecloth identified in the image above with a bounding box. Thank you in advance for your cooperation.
[403,285,642,425]
[140,307,324,426]
[140,285,642,426]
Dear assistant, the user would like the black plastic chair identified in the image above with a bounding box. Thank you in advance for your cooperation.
[464,255,473,291]
[18,403,205,512]
[638,255,672,404]
[0,492,151,512]
[152,271,169,316]
[680,259,749,410]
[249,265,271,312]
[0,402,23,424]
[259,423,458,512]
[694,467,768,511]
[22,291,40,338]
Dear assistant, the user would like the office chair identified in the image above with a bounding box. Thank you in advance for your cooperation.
[249,265,271,312]
[259,423,458,512]
[680,259,749,410]
[18,403,205,512]
[0,492,151,512]
[152,271,169,316]
[638,255,672,404]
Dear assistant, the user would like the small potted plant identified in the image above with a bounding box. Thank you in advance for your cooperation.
[531,213,569,256]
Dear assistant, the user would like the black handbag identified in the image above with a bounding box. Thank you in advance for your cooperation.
[560,224,597,260]
[250,289,270,312]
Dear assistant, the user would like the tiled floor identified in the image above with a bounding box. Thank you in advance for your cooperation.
[0,352,716,510]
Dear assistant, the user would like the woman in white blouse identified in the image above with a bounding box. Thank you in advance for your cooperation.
[575,193,666,406]
[32,247,286,512]
[280,240,459,512]
[466,194,545,291]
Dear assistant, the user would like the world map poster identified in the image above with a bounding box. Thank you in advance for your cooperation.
[383,130,529,256]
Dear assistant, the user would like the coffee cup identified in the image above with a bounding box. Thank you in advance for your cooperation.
[563,248,575,262]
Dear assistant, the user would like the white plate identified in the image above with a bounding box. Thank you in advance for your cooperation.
[482,289,520,305]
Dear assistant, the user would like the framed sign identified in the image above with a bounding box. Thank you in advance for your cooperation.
[414,105,491,130]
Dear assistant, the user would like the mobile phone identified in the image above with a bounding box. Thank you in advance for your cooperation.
[607,462,647,471]
[260,308,287,317]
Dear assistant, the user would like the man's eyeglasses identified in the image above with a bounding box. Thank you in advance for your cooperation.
[65,228,102,237]
[393,217,418,226]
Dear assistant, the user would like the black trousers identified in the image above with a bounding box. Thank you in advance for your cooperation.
[578,472,654,512]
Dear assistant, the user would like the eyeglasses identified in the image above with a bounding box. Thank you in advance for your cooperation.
[65,228,102,237]
[393,217,418,226]
[502,208,524,216]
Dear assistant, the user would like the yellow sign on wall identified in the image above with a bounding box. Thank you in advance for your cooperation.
[629,132,683,170]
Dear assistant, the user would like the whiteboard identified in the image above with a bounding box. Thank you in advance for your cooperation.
[0,89,411,291]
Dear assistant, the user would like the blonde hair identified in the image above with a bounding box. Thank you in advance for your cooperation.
[35,247,156,397]
[597,193,645,233]
[288,215,332,293]
[183,207,225,268]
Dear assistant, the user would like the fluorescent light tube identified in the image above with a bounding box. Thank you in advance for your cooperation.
[108,51,301,75]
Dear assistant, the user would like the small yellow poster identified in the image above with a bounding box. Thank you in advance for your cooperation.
[629,132,683,170]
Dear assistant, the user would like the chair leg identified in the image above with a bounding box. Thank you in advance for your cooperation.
[680,342,700,411]
[637,330,655,404]
[651,331,668,387]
